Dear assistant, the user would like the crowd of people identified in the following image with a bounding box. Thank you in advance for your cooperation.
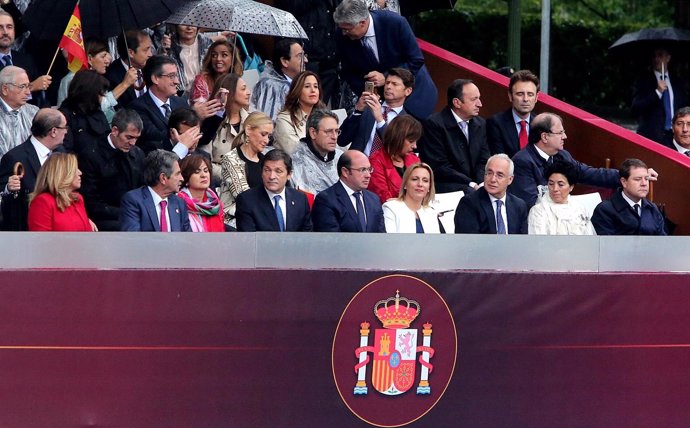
[0,0,680,235]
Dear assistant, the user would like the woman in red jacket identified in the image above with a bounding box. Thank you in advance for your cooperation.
[28,153,96,231]
[368,115,423,203]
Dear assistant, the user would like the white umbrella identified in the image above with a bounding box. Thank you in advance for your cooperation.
[167,0,308,39]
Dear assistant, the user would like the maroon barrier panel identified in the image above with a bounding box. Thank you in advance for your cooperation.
[1,269,690,427]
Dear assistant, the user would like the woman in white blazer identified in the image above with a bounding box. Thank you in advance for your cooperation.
[382,163,441,233]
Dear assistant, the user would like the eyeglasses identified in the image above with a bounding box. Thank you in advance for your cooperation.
[546,130,566,136]
[158,72,180,80]
[7,83,30,90]
[321,128,341,136]
[54,126,69,130]
[347,167,374,174]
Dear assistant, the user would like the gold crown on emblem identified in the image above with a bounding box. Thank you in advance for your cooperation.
[374,290,420,329]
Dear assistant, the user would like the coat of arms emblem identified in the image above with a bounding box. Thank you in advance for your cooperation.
[353,290,434,396]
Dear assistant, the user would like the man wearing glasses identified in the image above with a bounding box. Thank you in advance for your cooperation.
[291,109,344,195]
[510,112,656,207]
[130,55,216,156]
[0,65,37,159]
[312,149,385,232]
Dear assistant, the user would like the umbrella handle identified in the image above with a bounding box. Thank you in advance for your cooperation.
[13,162,24,179]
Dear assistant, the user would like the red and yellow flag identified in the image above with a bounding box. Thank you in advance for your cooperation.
[58,5,88,73]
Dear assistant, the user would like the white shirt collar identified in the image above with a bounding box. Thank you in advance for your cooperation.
[450,109,467,125]
[30,136,52,164]
[488,193,507,205]
[265,187,287,203]
[512,109,529,124]
[534,144,551,161]
[147,186,167,206]
[107,134,117,150]
[148,90,169,108]
[364,14,375,38]
[620,190,641,208]
[673,139,690,154]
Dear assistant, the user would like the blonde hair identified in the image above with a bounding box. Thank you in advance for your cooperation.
[29,153,80,212]
[231,111,273,149]
[398,162,436,207]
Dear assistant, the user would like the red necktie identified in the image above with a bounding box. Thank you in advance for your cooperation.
[371,106,392,155]
[159,200,168,232]
[519,120,528,149]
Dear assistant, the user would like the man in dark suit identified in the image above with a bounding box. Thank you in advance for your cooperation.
[338,67,413,155]
[79,109,146,231]
[663,107,690,155]
[0,108,66,230]
[119,149,191,232]
[632,48,688,145]
[592,158,666,235]
[419,79,490,193]
[510,112,645,208]
[129,55,190,155]
[312,149,385,232]
[0,11,52,107]
[105,30,154,109]
[333,0,437,119]
[454,154,528,234]
[235,149,313,232]
[487,70,539,158]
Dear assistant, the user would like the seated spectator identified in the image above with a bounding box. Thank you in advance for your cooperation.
[201,73,251,183]
[105,30,154,109]
[419,79,490,193]
[59,70,111,155]
[592,158,666,236]
[28,153,95,231]
[455,154,528,234]
[220,111,273,227]
[177,153,225,232]
[58,38,137,123]
[168,107,204,157]
[0,108,67,230]
[250,38,306,121]
[119,149,191,231]
[382,162,440,233]
[311,149,385,232]
[527,161,596,235]
[190,39,243,104]
[78,109,146,231]
[338,67,414,156]
[291,109,343,195]
[510,112,655,207]
[235,149,313,232]
[273,71,326,155]
[0,65,39,159]
[368,114,421,203]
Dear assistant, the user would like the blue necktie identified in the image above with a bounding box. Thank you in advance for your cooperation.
[662,75,672,130]
[495,200,507,235]
[274,195,285,232]
[3,55,12,67]
[354,192,367,231]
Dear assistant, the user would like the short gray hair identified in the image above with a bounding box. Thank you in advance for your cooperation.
[487,153,514,176]
[307,109,339,133]
[112,109,143,132]
[0,66,27,86]
[144,149,179,187]
[333,0,369,26]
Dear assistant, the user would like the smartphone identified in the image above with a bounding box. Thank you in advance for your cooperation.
[216,89,229,105]
[364,81,375,94]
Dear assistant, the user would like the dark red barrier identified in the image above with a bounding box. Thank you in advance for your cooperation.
[1,269,690,427]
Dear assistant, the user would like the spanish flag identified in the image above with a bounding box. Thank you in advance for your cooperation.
[58,5,88,73]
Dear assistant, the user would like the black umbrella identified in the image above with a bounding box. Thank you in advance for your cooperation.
[609,27,690,54]
[22,0,189,41]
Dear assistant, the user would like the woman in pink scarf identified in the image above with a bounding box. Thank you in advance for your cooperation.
[177,154,226,232]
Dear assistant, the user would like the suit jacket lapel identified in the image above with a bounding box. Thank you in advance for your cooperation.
[261,189,281,231]
[24,142,41,182]
[142,188,160,231]
[335,182,361,232]
[479,189,497,234]
[144,92,168,129]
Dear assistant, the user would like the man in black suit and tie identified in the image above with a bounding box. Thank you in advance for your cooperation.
[0,108,67,230]
[487,70,540,158]
[454,154,528,234]
[105,30,154,109]
[592,158,666,235]
[333,0,437,119]
[338,67,413,156]
[632,48,688,145]
[79,109,147,231]
[130,55,193,155]
[119,149,191,232]
[235,149,313,232]
[419,79,490,193]
[312,149,385,232]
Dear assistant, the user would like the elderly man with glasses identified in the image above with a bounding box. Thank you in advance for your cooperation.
[0,65,38,159]
[291,109,344,195]
[510,112,657,207]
